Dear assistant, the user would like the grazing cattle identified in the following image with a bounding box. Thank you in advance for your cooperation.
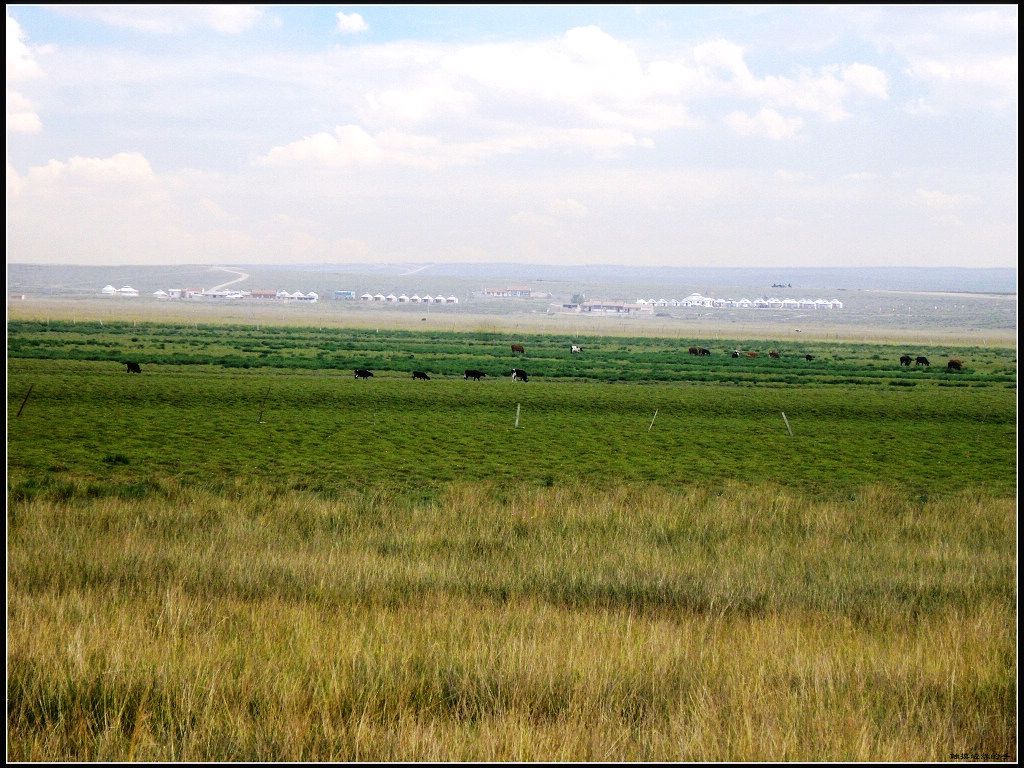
[464,369,486,381]
[805,355,814,362]
[511,368,529,382]
[915,356,930,366]
[570,344,582,354]
[732,350,741,358]
[412,371,430,380]
[746,352,759,359]
[125,361,142,374]
[946,359,963,372]
[511,344,525,355]
[698,348,711,356]
[688,347,699,356]
[354,368,374,379]
[769,350,781,359]
[900,355,913,366]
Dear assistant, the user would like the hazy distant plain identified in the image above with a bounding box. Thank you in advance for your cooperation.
[6,263,1016,347]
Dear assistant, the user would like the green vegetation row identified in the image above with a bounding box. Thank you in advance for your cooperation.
[7,357,1017,501]
[7,319,1017,388]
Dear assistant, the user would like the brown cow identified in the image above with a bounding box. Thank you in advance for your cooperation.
[688,347,699,355]
[946,359,963,372]
[746,351,758,358]
[769,350,781,359]
[511,344,525,354]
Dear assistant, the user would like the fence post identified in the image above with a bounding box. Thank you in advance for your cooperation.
[16,384,34,417]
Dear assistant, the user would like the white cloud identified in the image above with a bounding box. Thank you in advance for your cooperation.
[52,5,264,34]
[7,13,42,81]
[845,5,1017,112]
[913,188,979,210]
[5,11,1016,269]
[6,159,23,197]
[24,152,157,187]
[7,13,43,133]
[842,62,889,99]
[549,198,589,217]
[725,108,803,140]
[359,84,474,127]
[7,88,42,134]
[906,54,1017,110]
[336,12,368,35]
[689,38,888,123]
[257,121,651,170]
[508,210,554,228]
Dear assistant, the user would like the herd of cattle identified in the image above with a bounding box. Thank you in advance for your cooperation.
[899,354,964,371]
[124,344,967,379]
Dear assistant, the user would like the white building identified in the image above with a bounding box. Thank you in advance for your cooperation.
[681,293,714,308]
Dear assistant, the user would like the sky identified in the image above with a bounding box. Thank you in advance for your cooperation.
[5,4,1019,269]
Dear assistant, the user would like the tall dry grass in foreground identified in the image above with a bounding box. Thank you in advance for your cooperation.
[7,481,1016,761]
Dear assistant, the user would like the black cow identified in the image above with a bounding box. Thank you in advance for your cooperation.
[769,350,781,359]
[464,369,486,381]
[805,355,814,362]
[511,368,529,382]
[698,348,711,356]
[915,356,930,366]
[412,371,430,380]
[125,362,142,374]
[731,350,741,358]
[947,359,963,372]
[354,368,374,379]
[900,355,913,366]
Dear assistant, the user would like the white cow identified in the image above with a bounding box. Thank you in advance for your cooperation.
[570,344,582,354]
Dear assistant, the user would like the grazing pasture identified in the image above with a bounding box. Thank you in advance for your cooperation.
[6,318,1017,762]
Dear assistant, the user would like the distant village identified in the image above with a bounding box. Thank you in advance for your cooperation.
[559,293,844,314]
[99,284,843,312]
[357,292,460,304]
[101,285,320,301]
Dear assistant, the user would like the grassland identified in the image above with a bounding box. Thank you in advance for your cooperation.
[6,313,1017,761]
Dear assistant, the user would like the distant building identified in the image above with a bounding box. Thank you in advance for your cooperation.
[483,286,532,297]
[581,301,650,314]
[334,290,356,299]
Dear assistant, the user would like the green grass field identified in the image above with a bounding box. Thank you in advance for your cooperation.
[6,319,1017,761]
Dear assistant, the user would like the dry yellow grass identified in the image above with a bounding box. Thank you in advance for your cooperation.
[6,482,1016,761]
